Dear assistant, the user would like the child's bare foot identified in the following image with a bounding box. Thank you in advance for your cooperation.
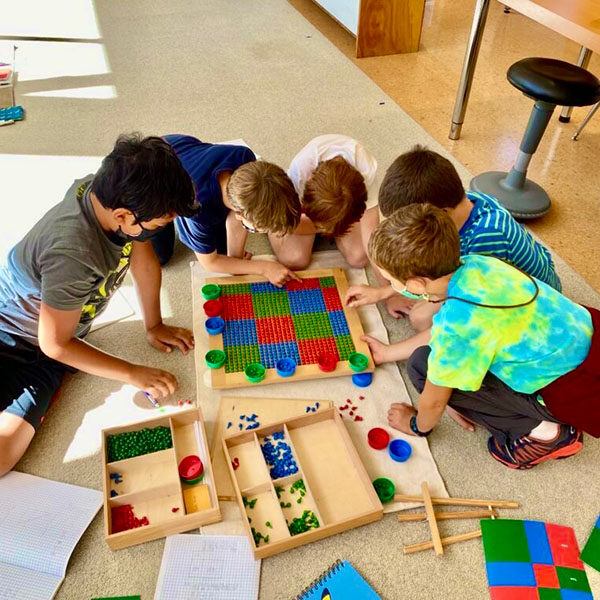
[361,335,392,365]
[446,406,476,432]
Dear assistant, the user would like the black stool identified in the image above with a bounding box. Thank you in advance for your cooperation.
[471,58,600,219]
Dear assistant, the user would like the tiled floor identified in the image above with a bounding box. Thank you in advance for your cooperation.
[289,0,600,291]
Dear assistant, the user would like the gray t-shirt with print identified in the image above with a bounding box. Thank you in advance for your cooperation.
[0,176,132,345]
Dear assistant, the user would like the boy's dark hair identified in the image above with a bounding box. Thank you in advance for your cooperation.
[92,133,197,222]
[368,204,461,282]
[378,145,465,217]
[303,157,367,238]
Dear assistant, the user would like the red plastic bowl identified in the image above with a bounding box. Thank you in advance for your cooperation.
[368,427,390,450]
[178,455,203,480]
[203,299,223,317]
[317,352,338,372]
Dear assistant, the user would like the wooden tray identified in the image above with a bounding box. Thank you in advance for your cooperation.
[204,268,374,389]
[222,406,383,558]
[101,408,221,550]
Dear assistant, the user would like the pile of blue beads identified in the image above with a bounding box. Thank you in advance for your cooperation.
[261,431,298,479]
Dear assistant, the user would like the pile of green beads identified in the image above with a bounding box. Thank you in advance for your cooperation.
[335,334,356,361]
[319,276,336,288]
[288,510,320,535]
[107,426,172,462]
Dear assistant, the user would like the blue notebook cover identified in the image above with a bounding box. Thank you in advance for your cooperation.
[296,560,381,600]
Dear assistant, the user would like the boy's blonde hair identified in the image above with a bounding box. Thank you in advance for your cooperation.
[303,157,367,237]
[368,204,461,282]
[227,161,301,235]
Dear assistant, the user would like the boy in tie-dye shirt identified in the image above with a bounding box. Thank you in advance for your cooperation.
[365,204,600,470]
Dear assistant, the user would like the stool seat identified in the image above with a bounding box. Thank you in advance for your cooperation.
[508,58,600,107]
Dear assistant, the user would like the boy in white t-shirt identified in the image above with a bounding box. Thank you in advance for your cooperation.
[269,134,382,273]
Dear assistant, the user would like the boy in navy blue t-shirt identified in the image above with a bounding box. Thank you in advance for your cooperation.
[153,135,302,287]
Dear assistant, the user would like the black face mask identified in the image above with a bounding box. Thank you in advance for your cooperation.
[116,216,168,242]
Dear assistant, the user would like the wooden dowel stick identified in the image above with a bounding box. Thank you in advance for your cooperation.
[421,482,444,556]
[393,494,518,509]
[397,508,498,522]
[404,530,482,554]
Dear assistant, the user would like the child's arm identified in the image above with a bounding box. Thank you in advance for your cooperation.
[195,250,300,287]
[38,303,178,397]
[361,329,432,364]
[129,240,194,354]
[387,380,452,435]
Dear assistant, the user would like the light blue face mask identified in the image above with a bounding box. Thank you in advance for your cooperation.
[390,281,429,301]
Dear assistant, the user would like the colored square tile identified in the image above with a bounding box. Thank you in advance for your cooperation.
[258,341,300,369]
[486,562,536,587]
[221,282,251,296]
[481,519,532,563]
[546,524,584,570]
[292,312,333,340]
[559,590,594,600]
[580,518,600,572]
[297,337,339,365]
[252,291,291,317]
[489,587,539,600]
[538,589,562,600]
[221,294,255,320]
[222,319,257,346]
[286,277,320,291]
[335,334,356,360]
[328,310,350,336]
[255,316,295,344]
[288,288,327,315]
[525,520,554,565]
[319,276,336,288]
[534,564,559,588]
[556,567,591,593]
[250,281,281,294]
[322,286,344,311]
[224,344,260,373]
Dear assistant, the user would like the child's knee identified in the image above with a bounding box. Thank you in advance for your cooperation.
[0,438,19,477]
[279,250,311,270]
[407,346,431,393]
[342,247,369,269]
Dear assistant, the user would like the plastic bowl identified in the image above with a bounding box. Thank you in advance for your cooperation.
[205,317,225,335]
[389,439,412,462]
[348,352,369,372]
[373,477,396,504]
[352,372,373,388]
[178,455,203,480]
[368,427,390,450]
[276,357,296,377]
[201,284,221,300]
[317,352,337,372]
[203,299,223,317]
[245,362,266,383]
[205,349,226,369]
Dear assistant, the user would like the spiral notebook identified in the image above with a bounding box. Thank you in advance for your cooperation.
[296,560,381,600]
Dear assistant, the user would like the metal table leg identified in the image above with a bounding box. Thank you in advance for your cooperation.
[449,0,492,140]
[559,46,592,122]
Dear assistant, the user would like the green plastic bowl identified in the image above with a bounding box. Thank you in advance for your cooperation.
[205,349,226,369]
[201,284,221,300]
[348,352,369,372]
[373,477,396,504]
[245,362,266,383]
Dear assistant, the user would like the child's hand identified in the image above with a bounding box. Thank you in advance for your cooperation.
[147,323,195,355]
[384,294,416,319]
[262,261,301,287]
[387,403,417,435]
[127,365,178,398]
[445,406,476,432]
[361,334,392,365]
[345,285,386,308]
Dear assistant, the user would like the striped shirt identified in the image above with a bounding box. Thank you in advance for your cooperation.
[459,191,561,291]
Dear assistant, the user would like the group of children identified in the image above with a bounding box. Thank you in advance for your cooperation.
[1,132,598,477]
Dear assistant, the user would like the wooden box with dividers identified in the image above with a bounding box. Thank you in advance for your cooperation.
[101,408,221,549]
[222,405,383,558]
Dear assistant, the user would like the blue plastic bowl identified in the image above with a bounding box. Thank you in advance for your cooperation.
[205,317,225,335]
[276,357,296,377]
[389,439,412,462]
[352,372,373,388]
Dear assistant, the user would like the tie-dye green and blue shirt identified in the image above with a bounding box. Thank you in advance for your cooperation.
[428,254,592,393]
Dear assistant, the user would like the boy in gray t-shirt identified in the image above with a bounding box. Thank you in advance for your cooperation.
[0,134,198,476]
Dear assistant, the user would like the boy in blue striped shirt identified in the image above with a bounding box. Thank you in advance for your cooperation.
[346,146,562,371]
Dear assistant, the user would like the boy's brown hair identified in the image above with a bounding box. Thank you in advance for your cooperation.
[368,204,461,281]
[227,161,301,235]
[303,157,367,237]
[378,145,465,217]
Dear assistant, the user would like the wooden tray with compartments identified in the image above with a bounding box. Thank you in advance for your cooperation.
[101,408,221,549]
[222,406,383,558]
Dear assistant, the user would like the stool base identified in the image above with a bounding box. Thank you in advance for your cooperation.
[470,171,550,220]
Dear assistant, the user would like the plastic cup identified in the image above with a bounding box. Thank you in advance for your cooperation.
[389,439,412,462]
[352,372,373,388]
[276,357,296,377]
[205,317,225,335]
[317,352,337,372]
[205,349,226,369]
[373,477,396,504]
[178,455,203,480]
[368,428,390,450]
[203,299,223,317]
[348,352,369,372]
[245,362,266,383]
[201,284,221,300]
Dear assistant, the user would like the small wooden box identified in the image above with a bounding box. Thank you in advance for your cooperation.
[222,406,383,558]
[101,408,221,550]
